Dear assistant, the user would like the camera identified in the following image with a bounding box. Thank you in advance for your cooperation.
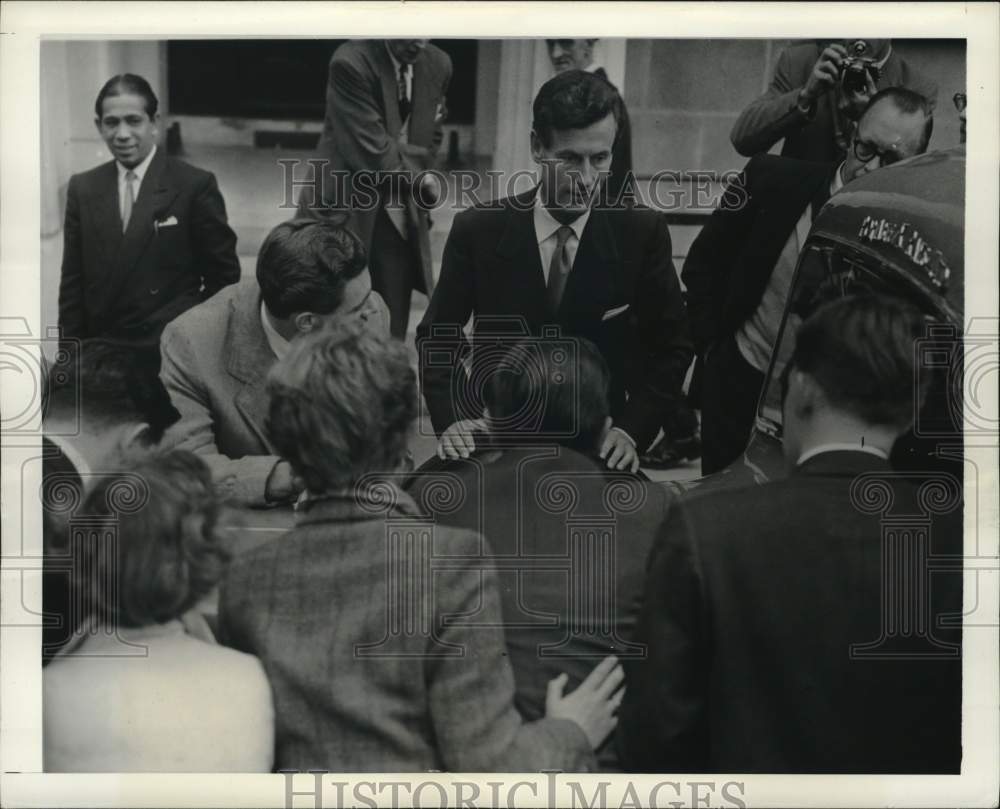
[840,40,881,95]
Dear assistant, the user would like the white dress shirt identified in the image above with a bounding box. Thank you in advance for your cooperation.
[260,301,291,361]
[797,443,889,466]
[117,144,157,223]
[532,193,591,285]
[736,166,847,372]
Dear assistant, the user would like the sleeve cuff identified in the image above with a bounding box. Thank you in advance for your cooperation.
[610,426,637,448]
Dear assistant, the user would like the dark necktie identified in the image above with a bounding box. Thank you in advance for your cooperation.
[546,225,575,313]
[121,169,136,232]
[397,64,411,124]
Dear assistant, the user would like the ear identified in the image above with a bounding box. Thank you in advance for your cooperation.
[529,130,543,165]
[93,117,103,136]
[293,312,317,334]
[120,422,153,452]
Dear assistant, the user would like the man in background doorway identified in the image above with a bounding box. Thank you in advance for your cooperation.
[306,39,451,340]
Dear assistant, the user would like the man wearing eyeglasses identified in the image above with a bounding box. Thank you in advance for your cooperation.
[684,87,932,474]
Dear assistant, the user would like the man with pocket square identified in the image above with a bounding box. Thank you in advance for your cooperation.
[58,74,240,345]
[417,70,693,471]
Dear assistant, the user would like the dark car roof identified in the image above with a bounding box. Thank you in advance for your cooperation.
[809,147,965,319]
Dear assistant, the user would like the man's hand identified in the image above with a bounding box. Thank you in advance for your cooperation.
[545,655,624,750]
[600,427,639,473]
[437,418,486,460]
[265,460,305,504]
[838,66,879,121]
[799,43,848,111]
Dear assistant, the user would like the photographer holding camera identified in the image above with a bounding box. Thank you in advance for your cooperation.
[731,39,937,163]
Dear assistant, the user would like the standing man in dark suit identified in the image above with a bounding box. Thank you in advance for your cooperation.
[41,339,179,664]
[418,70,693,472]
[619,296,963,773]
[308,39,451,339]
[731,39,938,162]
[685,87,933,473]
[59,74,240,345]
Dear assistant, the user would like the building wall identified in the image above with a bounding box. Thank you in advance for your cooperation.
[625,38,966,177]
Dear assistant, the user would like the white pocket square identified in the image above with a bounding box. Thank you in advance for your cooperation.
[601,304,630,321]
[155,216,178,229]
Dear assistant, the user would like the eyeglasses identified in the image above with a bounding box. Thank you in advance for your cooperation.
[953,93,967,112]
[852,138,903,167]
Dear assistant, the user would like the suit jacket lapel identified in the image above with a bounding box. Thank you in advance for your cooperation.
[91,162,124,266]
[559,208,618,329]
[495,191,549,328]
[373,43,403,139]
[409,57,436,147]
[225,286,278,452]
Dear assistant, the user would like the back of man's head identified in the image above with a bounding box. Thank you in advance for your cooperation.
[783,295,929,450]
[532,69,623,149]
[256,217,367,320]
[44,339,179,444]
[485,336,610,453]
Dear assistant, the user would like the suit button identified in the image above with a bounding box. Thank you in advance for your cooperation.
[149,288,160,296]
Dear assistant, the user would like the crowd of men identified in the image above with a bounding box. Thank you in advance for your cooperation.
[41,38,963,774]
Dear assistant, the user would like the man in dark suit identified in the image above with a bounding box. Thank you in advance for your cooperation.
[619,295,963,773]
[306,39,451,339]
[407,337,669,771]
[685,87,934,473]
[59,74,240,345]
[417,70,693,472]
[41,339,179,664]
[731,39,938,162]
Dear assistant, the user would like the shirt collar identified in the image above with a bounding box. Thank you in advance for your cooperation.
[831,162,846,195]
[46,433,92,479]
[797,442,889,466]
[260,300,292,361]
[384,42,410,77]
[116,143,157,184]
[532,191,591,245]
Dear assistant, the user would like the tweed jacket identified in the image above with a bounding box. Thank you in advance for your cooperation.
[218,486,596,772]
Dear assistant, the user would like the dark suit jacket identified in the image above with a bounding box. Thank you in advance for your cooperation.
[59,149,240,344]
[681,155,835,399]
[417,189,693,451]
[41,437,84,665]
[405,444,670,771]
[217,486,596,772]
[312,40,451,255]
[619,451,963,773]
[731,42,939,163]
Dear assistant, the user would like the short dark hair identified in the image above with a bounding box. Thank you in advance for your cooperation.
[44,339,179,443]
[94,73,159,119]
[863,86,934,153]
[256,218,368,319]
[788,295,930,430]
[267,324,416,492]
[484,336,610,452]
[532,69,623,148]
[76,450,230,629]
